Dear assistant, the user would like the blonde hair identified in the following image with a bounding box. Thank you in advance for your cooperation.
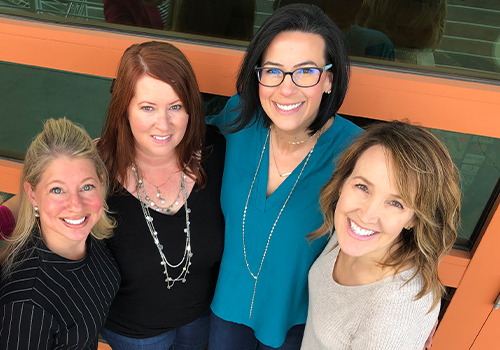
[310,121,460,311]
[357,0,447,50]
[1,118,115,278]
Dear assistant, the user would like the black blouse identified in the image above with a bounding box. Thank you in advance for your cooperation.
[104,126,225,338]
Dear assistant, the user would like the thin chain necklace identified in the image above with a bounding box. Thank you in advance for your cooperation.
[272,125,320,145]
[243,130,315,318]
[132,164,192,289]
[142,170,181,213]
[271,135,291,178]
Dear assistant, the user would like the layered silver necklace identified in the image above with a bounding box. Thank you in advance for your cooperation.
[132,164,192,289]
[242,130,315,318]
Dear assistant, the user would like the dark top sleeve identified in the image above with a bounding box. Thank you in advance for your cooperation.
[0,301,58,350]
[0,205,15,239]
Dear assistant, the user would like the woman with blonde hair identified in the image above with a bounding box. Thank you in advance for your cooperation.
[0,118,120,349]
[301,121,460,349]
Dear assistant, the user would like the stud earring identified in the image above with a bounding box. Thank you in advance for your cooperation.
[34,206,40,218]
[325,90,331,94]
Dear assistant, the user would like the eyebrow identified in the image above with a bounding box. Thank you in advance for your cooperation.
[353,176,403,200]
[260,60,320,68]
[45,177,98,187]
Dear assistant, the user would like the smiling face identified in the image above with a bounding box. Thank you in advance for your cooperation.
[258,31,333,135]
[25,156,104,255]
[128,74,189,161]
[334,145,416,263]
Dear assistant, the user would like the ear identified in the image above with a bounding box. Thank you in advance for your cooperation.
[324,71,333,93]
[24,181,38,207]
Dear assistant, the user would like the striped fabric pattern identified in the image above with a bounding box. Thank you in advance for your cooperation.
[0,234,120,349]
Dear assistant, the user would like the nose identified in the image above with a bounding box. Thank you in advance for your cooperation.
[359,198,380,225]
[278,73,296,97]
[68,191,84,212]
[156,109,171,130]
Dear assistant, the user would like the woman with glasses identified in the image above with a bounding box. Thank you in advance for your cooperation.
[206,4,361,349]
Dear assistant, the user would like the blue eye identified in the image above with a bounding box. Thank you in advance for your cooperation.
[83,184,94,191]
[355,184,368,192]
[390,201,404,210]
[170,104,182,111]
[141,106,154,111]
[51,187,62,194]
[265,68,282,76]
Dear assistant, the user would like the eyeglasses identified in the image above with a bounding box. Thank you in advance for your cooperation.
[254,64,332,88]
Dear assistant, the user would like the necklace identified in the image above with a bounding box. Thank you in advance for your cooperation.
[142,171,181,213]
[132,164,192,289]
[271,136,292,178]
[272,125,319,145]
[242,130,315,318]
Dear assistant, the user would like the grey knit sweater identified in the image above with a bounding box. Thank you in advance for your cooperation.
[301,235,439,350]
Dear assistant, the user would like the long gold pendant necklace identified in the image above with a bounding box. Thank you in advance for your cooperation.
[242,129,315,318]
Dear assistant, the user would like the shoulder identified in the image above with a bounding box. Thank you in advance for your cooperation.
[0,247,42,305]
[205,94,243,130]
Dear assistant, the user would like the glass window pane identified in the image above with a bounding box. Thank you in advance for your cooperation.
[1,0,500,80]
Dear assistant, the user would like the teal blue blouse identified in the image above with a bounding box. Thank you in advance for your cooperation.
[207,94,361,347]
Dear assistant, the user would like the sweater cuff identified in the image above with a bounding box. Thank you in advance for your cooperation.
[0,204,15,239]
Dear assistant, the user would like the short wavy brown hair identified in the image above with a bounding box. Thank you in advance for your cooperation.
[310,121,460,311]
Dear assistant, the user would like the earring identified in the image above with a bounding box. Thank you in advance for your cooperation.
[34,206,40,218]
[325,90,331,94]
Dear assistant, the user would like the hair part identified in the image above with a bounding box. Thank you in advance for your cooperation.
[0,118,115,279]
[98,41,206,193]
[310,121,460,311]
[231,3,350,135]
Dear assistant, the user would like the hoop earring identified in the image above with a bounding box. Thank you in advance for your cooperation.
[34,206,40,218]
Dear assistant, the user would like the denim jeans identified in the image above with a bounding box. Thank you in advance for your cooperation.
[100,308,210,350]
[208,311,305,350]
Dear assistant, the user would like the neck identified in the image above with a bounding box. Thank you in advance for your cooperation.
[41,233,87,260]
[337,249,396,285]
[134,149,179,173]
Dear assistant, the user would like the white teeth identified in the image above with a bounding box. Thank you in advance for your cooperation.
[63,217,86,225]
[276,102,302,111]
[350,219,376,236]
[153,135,170,141]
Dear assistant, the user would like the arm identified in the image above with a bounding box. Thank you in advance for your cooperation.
[0,196,19,238]
[0,302,57,349]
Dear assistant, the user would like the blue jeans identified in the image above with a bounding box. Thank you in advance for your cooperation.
[208,311,305,350]
[100,308,210,350]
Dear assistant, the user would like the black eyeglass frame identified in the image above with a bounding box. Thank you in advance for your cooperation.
[254,64,333,88]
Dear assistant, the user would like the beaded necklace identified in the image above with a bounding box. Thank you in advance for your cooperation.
[242,130,315,318]
[132,164,192,289]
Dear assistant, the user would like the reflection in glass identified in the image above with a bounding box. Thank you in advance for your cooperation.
[430,129,500,248]
[102,0,256,40]
[357,0,447,66]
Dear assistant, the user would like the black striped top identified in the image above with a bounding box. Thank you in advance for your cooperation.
[0,233,120,349]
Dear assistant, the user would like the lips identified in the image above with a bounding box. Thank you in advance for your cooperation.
[349,219,377,237]
[63,217,87,225]
[152,135,171,141]
[275,102,303,111]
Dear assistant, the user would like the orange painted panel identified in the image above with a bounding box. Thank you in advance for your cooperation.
[432,202,500,350]
[2,17,500,138]
[97,342,112,350]
[0,17,241,96]
[0,159,22,195]
[471,308,500,349]
[438,250,470,289]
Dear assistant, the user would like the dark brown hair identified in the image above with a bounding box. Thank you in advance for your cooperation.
[98,41,206,193]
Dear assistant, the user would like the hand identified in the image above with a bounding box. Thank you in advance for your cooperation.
[424,319,438,349]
